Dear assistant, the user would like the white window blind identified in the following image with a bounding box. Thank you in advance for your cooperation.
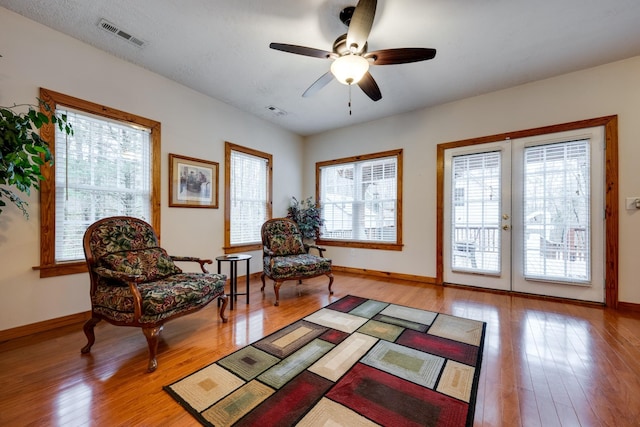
[230,150,268,245]
[54,108,151,262]
[320,156,397,242]
[523,140,590,283]
[451,151,501,273]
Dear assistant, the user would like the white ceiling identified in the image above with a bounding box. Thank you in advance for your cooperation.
[2,0,640,136]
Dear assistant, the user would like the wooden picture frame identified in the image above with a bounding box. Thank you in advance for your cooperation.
[169,153,219,208]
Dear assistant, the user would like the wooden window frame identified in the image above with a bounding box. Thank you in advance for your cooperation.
[315,149,403,251]
[223,142,273,253]
[35,88,161,278]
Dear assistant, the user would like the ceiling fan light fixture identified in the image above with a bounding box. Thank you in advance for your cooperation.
[331,54,369,85]
[269,0,434,102]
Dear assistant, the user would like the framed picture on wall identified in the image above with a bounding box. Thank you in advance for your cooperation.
[169,153,219,208]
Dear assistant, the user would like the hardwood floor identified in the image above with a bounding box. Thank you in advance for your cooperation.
[1,273,640,426]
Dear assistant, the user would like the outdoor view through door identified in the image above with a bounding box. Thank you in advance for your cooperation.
[522,141,590,282]
[443,126,605,303]
[450,151,502,274]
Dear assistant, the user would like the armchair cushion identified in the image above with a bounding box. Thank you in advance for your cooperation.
[268,233,305,256]
[91,272,227,324]
[100,247,182,283]
[264,254,332,279]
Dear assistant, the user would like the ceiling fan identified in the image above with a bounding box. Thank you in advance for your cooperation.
[269,0,436,102]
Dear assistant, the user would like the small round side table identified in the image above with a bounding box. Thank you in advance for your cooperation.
[216,254,252,310]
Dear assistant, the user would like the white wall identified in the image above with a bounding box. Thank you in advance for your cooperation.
[305,55,640,305]
[3,8,640,334]
[0,9,304,331]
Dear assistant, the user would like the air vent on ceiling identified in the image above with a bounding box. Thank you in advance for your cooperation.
[266,105,288,117]
[98,18,146,48]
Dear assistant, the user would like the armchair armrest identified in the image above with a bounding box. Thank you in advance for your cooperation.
[171,256,213,273]
[305,244,327,257]
[93,267,147,321]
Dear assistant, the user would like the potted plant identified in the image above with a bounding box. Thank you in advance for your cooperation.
[0,98,72,218]
[287,196,324,241]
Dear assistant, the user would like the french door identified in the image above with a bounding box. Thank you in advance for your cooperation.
[443,127,605,303]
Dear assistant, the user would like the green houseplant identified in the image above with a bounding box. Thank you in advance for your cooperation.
[286,196,324,241]
[0,99,72,217]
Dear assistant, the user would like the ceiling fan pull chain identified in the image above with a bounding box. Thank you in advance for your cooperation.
[349,83,353,116]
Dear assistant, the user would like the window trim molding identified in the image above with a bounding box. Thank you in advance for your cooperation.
[35,88,161,278]
[223,141,273,253]
[315,148,403,251]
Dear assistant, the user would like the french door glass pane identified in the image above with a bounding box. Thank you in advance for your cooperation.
[451,151,501,273]
[523,140,590,283]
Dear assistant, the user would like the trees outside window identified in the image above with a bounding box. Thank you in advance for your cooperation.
[37,89,160,277]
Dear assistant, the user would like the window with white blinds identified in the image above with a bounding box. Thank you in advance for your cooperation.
[451,151,502,273]
[54,108,151,262]
[319,152,400,244]
[523,140,590,283]
[229,148,269,245]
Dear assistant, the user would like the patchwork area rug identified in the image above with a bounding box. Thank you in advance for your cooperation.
[164,295,486,427]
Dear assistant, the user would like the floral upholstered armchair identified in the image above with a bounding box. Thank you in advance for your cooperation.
[261,218,333,306]
[82,216,228,372]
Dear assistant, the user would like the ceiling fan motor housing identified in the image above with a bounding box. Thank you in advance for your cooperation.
[339,6,356,26]
[333,33,367,56]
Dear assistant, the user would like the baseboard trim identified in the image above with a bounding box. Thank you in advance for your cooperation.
[0,311,92,342]
[331,265,438,285]
[248,272,263,281]
[618,301,640,312]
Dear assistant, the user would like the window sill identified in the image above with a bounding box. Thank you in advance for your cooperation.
[315,240,403,251]
[33,261,87,278]
[223,243,262,254]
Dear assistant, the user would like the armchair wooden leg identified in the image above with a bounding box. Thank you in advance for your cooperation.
[142,325,163,373]
[273,281,282,306]
[80,316,101,354]
[327,273,334,295]
[218,295,229,323]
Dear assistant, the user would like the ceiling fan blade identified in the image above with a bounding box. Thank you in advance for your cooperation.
[365,48,437,65]
[346,0,377,53]
[302,71,335,97]
[358,71,382,101]
[269,43,334,59]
